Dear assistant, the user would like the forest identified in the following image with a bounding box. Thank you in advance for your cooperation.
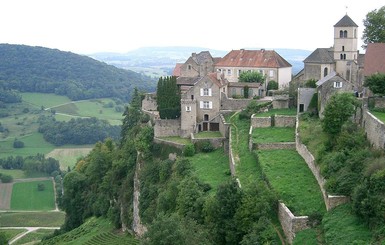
[0,44,156,101]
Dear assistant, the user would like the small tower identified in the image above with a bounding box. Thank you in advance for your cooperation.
[180,99,197,138]
[333,14,359,82]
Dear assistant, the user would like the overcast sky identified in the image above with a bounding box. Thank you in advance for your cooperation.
[1,0,383,54]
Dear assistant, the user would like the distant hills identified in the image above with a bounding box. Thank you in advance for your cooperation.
[0,44,156,101]
[90,46,312,77]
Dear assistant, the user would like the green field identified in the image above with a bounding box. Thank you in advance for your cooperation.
[257,149,326,215]
[13,229,55,245]
[0,169,48,179]
[11,180,55,211]
[370,111,385,124]
[39,217,138,245]
[0,212,65,227]
[0,132,56,158]
[22,93,71,109]
[0,229,26,242]
[252,127,295,143]
[188,148,230,192]
[254,108,297,117]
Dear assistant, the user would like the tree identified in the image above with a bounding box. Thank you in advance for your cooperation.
[364,73,385,95]
[13,139,24,148]
[322,93,360,137]
[239,71,265,83]
[156,76,181,119]
[362,6,385,48]
[267,80,278,90]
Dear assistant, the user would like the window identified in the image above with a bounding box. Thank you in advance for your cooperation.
[200,88,212,96]
[269,70,274,77]
[188,64,192,70]
[217,68,221,72]
[200,101,212,109]
[191,95,194,100]
[186,106,191,112]
[343,54,346,60]
[342,46,345,51]
[204,114,209,121]
[227,69,232,75]
[334,81,342,88]
[339,30,343,38]
[343,30,347,38]
[237,70,242,76]
[324,67,328,77]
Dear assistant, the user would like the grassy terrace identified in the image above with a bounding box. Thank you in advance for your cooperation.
[158,136,190,145]
[253,108,297,117]
[252,127,295,143]
[188,148,230,192]
[297,116,328,160]
[370,110,385,124]
[257,149,326,215]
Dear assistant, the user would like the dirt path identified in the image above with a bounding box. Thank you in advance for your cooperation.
[0,227,60,244]
[0,183,13,210]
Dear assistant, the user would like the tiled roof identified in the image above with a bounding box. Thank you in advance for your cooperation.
[207,72,227,87]
[176,77,201,86]
[172,63,183,77]
[316,71,337,86]
[215,49,291,68]
[363,43,385,76]
[334,15,358,27]
[304,48,334,64]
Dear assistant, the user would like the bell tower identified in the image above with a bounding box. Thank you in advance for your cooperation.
[333,14,359,82]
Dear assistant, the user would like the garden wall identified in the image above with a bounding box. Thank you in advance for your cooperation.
[256,142,296,150]
[220,93,253,110]
[191,134,226,149]
[250,115,271,128]
[275,115,296,127]
[251,115,296,128]
[295,117,350,210]
[362,110,385,149]
[278,202,309,244]
[154,119,180,137]
[153,138,185,150]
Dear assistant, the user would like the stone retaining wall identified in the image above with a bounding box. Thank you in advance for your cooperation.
[191,134,226,149]
[278,202,309,244]
[251,115,271,128]
[153,137,185,150]
[154,119,180,137]
[251,115,296,128]
[362,110,385,149]
[256,142,296,150]
[275,115,296,127]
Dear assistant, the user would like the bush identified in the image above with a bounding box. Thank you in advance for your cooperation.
[183,144,195,157]
[38,183,45,191]
[13,139,25,148]
[0,174,13,183]
[195,140,214,153]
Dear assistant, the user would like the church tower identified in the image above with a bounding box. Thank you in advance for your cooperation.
[333,14,359,82]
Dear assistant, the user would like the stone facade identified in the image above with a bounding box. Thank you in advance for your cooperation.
[153,137,185,150]
[179,51,215,78]
[154,119,180,137]
[275,115,296,127]
[180,99,197,138]
[142,93,157,111]
[297,88,316,113]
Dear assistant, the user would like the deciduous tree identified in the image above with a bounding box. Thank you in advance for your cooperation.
[362,6,385,48]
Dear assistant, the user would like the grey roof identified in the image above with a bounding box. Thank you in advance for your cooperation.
[192,51,213,65]
[304,48,334,64]
[316,71,343,87]
[334,15,358,27]
[176,77,201,86]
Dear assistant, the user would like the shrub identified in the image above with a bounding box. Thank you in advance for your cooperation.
[195,140,214,153]
[38,183,45,191]
[0,174,13,183]
[183,144,195,157]
[13,139,25,148]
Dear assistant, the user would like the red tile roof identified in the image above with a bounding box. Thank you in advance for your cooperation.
[215,49,291,68]
[207,72,227,87]
[172,63,183,77]
[364,43,385,76]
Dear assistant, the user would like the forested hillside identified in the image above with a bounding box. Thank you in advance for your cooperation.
[0,44,156,101]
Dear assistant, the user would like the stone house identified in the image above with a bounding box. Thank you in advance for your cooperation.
[178,51,216,78]
[316,71,354,117]
[363,43,385,96]
[215,49,292,90]
[297,14,365,90]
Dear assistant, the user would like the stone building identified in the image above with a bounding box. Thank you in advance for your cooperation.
[215,49,292,90]
[178,51,216,78]
[298,14,364,90]
[316,71,354,117]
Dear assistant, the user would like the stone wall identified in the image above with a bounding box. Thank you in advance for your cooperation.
[153,137,185,150]
[296,117,350,210]
[272,98,289,109]
[255,142,296,150]
[373,96,385,108]
[278,202,309,244]
[154,119,180,137]
[142,93,158,111]
[251,115,271,128]
[362,110,385,149]
[191,134,226,149]
[297,88,316,113]
[220,93,253,110]
[228,127,236,177]
[275,115,296,127]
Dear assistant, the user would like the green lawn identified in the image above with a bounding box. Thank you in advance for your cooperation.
[0,211,65,227]
[188,148,230,192]
[0,229,26,242]
[0,169,48,179]
[11,180,55,211]
[230,114,263,188]
[254,108,297,117]
[0,132,55,158]
[370,111,385,124]
[293,228,319,245]
[322,204,372,244]
[22,92,71,109]
[257,149,326,216]
[252,127,295,143]
[298,116,328,160]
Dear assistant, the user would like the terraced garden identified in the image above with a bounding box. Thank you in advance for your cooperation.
[253,108,297,117]
[252,127,295,143]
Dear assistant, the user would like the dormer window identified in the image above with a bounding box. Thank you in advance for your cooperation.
[334,81,342,88]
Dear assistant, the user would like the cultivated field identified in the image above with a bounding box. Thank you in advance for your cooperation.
[46,147,93,170]
[0,212,65,227]
[11,179,55,211]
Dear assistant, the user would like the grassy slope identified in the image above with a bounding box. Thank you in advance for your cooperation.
[258,149,326,215]
[0,212,65,227]
[39,217,138,245]
[188,148,230,192]
[13,229,55,245]
[252,127,295,143]
[11,180,55,210]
